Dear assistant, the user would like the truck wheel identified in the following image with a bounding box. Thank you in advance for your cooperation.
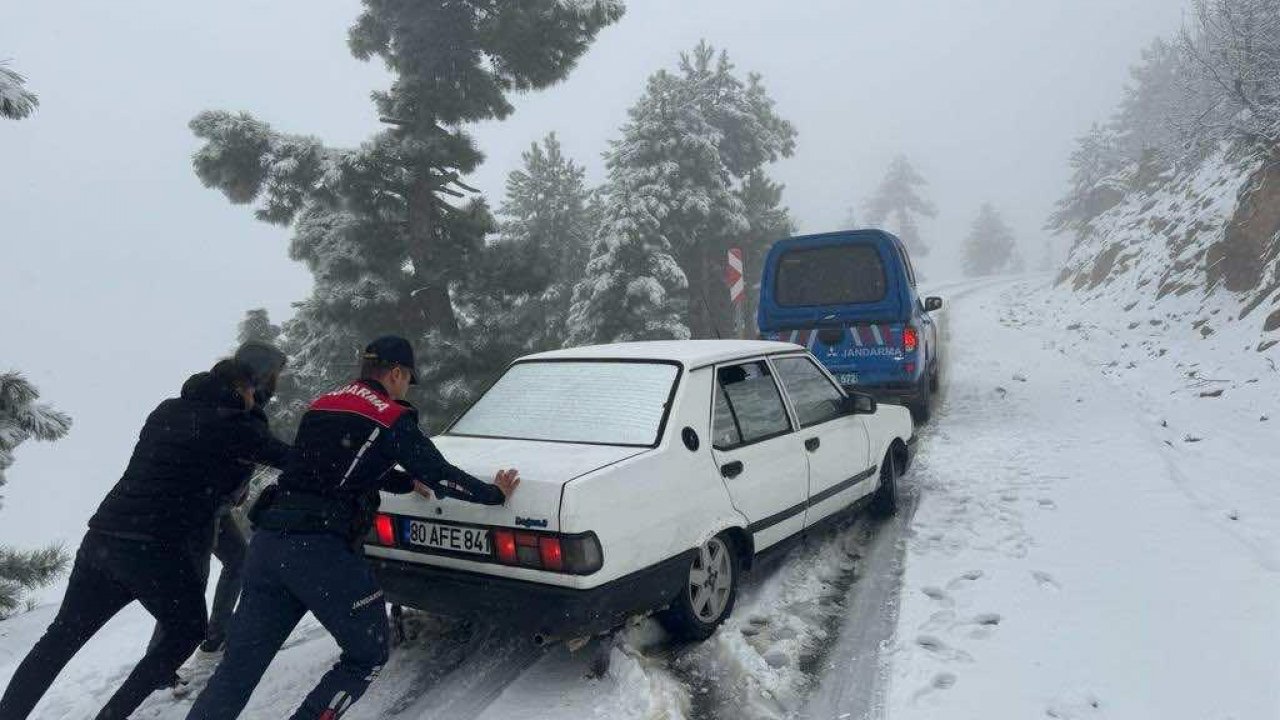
[909,374,932,424]
[870,449,899,518]
[659,533,740,641]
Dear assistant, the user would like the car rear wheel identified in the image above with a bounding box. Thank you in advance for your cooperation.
[870,449,899,518]
[659,533,740,641]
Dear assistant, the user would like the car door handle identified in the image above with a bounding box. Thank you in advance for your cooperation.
[721,461,744,479]
[805,437,821,452]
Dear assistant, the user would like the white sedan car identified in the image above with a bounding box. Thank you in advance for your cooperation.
[364,340,915,642]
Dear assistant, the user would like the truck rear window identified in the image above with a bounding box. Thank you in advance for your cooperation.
[775,244,888,307]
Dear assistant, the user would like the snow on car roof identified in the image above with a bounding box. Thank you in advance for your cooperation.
[521,340,803,369]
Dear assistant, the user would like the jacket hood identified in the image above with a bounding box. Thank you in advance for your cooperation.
[181,371,245,409]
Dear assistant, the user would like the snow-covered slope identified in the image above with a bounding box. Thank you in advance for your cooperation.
[1058,144,1280,356]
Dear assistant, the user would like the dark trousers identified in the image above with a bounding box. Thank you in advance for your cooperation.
[0,532,207,720]
[185,531,389,720]
[149,508,247,656]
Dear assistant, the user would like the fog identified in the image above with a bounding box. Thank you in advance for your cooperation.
[1,0,1183,560]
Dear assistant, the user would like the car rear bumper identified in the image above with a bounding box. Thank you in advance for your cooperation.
[368,549,696,641]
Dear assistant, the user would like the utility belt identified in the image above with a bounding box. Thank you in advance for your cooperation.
[249,486,371,542]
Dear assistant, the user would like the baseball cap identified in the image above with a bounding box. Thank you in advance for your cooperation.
[363,335,419,385]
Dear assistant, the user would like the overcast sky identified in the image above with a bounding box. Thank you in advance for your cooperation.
[1,0,1185,558]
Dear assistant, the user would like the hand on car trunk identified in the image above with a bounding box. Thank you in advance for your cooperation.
[494,469,520,501]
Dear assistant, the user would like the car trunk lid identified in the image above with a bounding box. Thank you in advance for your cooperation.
[376,435,648,532]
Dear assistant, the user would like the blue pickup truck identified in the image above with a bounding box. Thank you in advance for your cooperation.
[757,229,943,423]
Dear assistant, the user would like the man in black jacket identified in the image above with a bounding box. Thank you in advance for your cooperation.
[186,336,519,720]
[0,357,289,720]
[158,342,289,695]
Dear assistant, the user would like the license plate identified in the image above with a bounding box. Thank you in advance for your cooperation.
[403,519,491,556]
[836,373,859,386]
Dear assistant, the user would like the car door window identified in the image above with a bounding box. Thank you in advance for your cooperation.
[712,384,743,448]
[714,361,791,448]
[772,356,846,428]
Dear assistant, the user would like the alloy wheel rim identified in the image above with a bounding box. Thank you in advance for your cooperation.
[688,537,732,622]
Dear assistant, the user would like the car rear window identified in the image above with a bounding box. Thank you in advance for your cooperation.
[775,244,888,306]
[448,361,678,446]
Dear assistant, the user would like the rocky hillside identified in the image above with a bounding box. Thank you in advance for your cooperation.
[1057,143,1280,357]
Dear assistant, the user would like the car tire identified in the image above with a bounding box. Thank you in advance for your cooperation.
[870,449,899,518]
[909,373,932,424]
[659,533,740,641]
[929,364,940,394]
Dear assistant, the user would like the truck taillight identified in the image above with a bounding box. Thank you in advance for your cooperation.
[374,514,396,546]
[903,326,919,353]
[491,529,601,575]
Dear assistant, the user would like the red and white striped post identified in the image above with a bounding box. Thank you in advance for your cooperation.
[726,248,746,338]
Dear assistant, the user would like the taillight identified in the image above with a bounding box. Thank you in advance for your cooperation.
[491,529,601,575]
[902,326,919,353]
[374,514,396,546]
[494,529,517,564]
[538,537,564,572]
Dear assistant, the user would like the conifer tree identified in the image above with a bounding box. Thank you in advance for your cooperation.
[0,372,70,616]
[570,41,796,343]
[483,134,598,352]
[962,204,1019,277]
[865,155,937,257]
[190,1,624,431]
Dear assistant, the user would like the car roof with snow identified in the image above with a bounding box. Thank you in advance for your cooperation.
[521,340,804,369]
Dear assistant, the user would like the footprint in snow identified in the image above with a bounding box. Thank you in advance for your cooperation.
[921,586,954,606]
[915,635,973,662]
[1038,498,1057,509]
[963,612,1002,639]
[920,608,956,632]
[1032,570,1061,590]
[1045,692,1103,718]
[945,569,983,592]
[910,672,958,704]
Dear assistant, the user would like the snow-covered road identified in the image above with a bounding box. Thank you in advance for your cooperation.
[2,277,1276,719]
[884,278,1279,720]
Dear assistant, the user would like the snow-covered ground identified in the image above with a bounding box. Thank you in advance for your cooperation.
[885,277,1279,720]
[2,276,1276,719]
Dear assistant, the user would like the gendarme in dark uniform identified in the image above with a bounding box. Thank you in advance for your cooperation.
[186,336,517,720]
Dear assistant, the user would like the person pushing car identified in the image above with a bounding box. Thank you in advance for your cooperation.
[186,335,519,720]
[0,353,289,720]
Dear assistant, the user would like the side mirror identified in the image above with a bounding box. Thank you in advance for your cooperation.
[841,393,877,415]
[925,296,943,312]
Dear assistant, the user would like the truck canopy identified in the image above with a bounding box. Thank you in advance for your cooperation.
[758,230,910,332]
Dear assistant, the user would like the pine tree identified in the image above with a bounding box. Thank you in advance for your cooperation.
[570,41,796,343]
[962,204,1019,277]
[865,155,937,257]
[189,1,624,432]
[482,134,597,352]
[0,372,71,617]
[1046,124,1129,238]
[0,60,38,120]
[737,170,795,336]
